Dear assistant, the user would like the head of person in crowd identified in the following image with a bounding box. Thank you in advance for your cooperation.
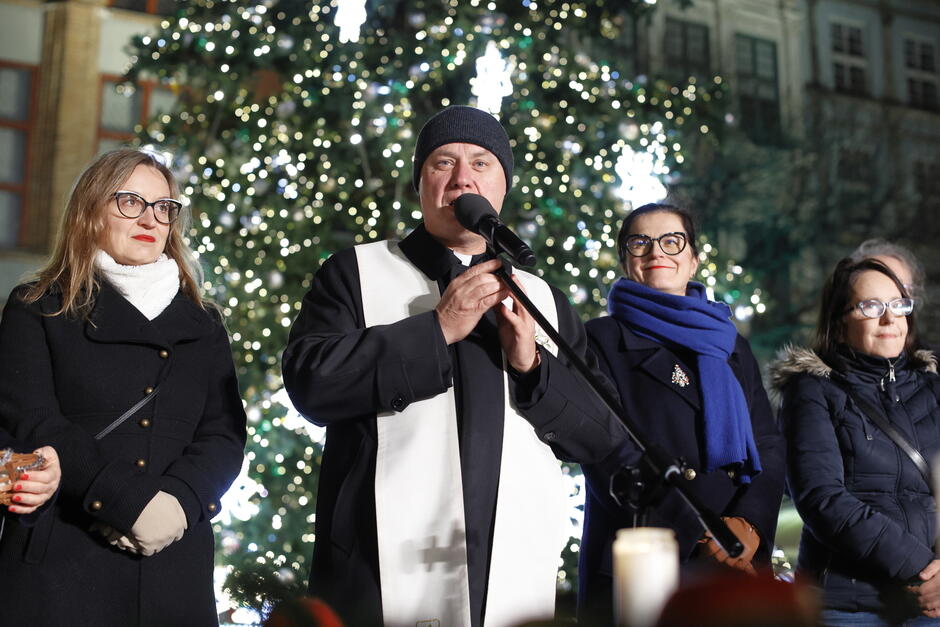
[849,238,925,302]
[815,257,919,364]
[262,597,344,627]
[24,148,204,316]
[655,569,819,627]
[616,202,700,296]
[412,105,514,254]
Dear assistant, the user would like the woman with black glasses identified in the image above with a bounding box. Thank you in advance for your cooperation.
[771,257,940,625]
[578,203,785,624]
[0,149,246,627]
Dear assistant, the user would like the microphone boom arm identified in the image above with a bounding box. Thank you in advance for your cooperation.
[490,254,743,558]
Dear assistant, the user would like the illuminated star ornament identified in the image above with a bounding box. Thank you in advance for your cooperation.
[335,0,367,43]
[471,41,514,114]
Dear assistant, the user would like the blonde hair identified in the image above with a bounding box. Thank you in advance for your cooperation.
[23,148,205,316]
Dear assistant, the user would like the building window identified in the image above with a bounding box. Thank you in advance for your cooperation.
[612,14,637,79]
[108,0,176,16]
[904,38,939,111]
[735,35,781,144]
[98,77,177,153]
[915,161,940,205]
[831,23,868,95]
[664,18,710,79]
[914,160,940,233]
[0,62,36,249]
[837,147,875,186]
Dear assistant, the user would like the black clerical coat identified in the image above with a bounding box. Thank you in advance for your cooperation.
[282,224,627,626]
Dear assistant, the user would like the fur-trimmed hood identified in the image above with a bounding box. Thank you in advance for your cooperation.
[766,344,938,406]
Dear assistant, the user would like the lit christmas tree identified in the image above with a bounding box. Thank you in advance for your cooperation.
[123,0,758,618]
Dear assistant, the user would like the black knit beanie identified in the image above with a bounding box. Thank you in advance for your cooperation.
[412,105,514,192]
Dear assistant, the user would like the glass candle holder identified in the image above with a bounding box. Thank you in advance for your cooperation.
[613,526,679,627]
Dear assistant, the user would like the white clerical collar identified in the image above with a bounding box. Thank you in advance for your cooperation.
[453,251,473,266]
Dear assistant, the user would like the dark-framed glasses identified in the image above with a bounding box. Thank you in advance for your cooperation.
[113,191,182,224]
[623,232,688,257]
[847,297,915,319]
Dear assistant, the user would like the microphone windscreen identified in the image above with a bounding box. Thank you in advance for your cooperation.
[453,193,498,232]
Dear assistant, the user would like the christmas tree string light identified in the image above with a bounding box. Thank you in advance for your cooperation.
[122,0,762,619]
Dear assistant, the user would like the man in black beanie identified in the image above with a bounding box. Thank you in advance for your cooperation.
[283,105,627,627]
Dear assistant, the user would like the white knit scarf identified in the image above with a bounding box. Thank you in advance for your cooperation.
[95,250,180,320]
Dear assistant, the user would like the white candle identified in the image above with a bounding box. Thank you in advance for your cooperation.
[613,527,679,627]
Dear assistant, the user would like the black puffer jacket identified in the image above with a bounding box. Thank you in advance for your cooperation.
[770,346,940,617]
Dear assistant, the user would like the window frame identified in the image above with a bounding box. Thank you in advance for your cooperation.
[664,17,711,80]
[735,33,782,144]
[97,74,176,149]
[836,146,876,189]
[902,35,939,111]
[830,21,869,96]
[107,0,171,16]
[0,60,38,249]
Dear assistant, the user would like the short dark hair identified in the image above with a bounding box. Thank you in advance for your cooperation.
[616,203,699,264]
[814,257,920,364]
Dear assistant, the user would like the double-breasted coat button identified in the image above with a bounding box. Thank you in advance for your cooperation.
[139,418,151,428]
[683,468,697,481]
[207,503,217,513]
[90,500,102,511]
[158,350,169,359]
[135,459,146,468]
[144,386,154,395]
[544,431,557,441]
[390,395,406,411]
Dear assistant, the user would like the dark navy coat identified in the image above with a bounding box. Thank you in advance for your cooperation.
[772,346,940,618]
[0,282,247,627]
[579,316,786,624]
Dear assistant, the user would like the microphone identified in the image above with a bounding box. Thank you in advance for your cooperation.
[452,193,537,267]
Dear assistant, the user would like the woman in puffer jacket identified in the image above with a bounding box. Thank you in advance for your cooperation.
[771,257,940,625]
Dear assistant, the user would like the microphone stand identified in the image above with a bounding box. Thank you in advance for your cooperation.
[489,251,744,558]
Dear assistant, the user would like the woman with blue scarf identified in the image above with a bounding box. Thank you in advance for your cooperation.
[578,203,786,624]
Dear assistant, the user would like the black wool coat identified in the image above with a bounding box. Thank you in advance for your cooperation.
[771,346,940,618]
[0,282,247,627]
[579,316,786,624]
[0,426,24,449]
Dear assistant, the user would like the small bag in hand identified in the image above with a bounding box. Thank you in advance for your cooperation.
[0,449,45,506]
[698,516,761,575]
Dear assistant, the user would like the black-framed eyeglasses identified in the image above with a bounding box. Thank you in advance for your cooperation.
[845,297,915,319]
[622,232,688,257]
[113,191,182,225]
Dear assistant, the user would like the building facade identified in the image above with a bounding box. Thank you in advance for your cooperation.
[641,0,940,335]
[0,0,165,298]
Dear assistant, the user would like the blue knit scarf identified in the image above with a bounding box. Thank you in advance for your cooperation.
[607,278,762,483]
